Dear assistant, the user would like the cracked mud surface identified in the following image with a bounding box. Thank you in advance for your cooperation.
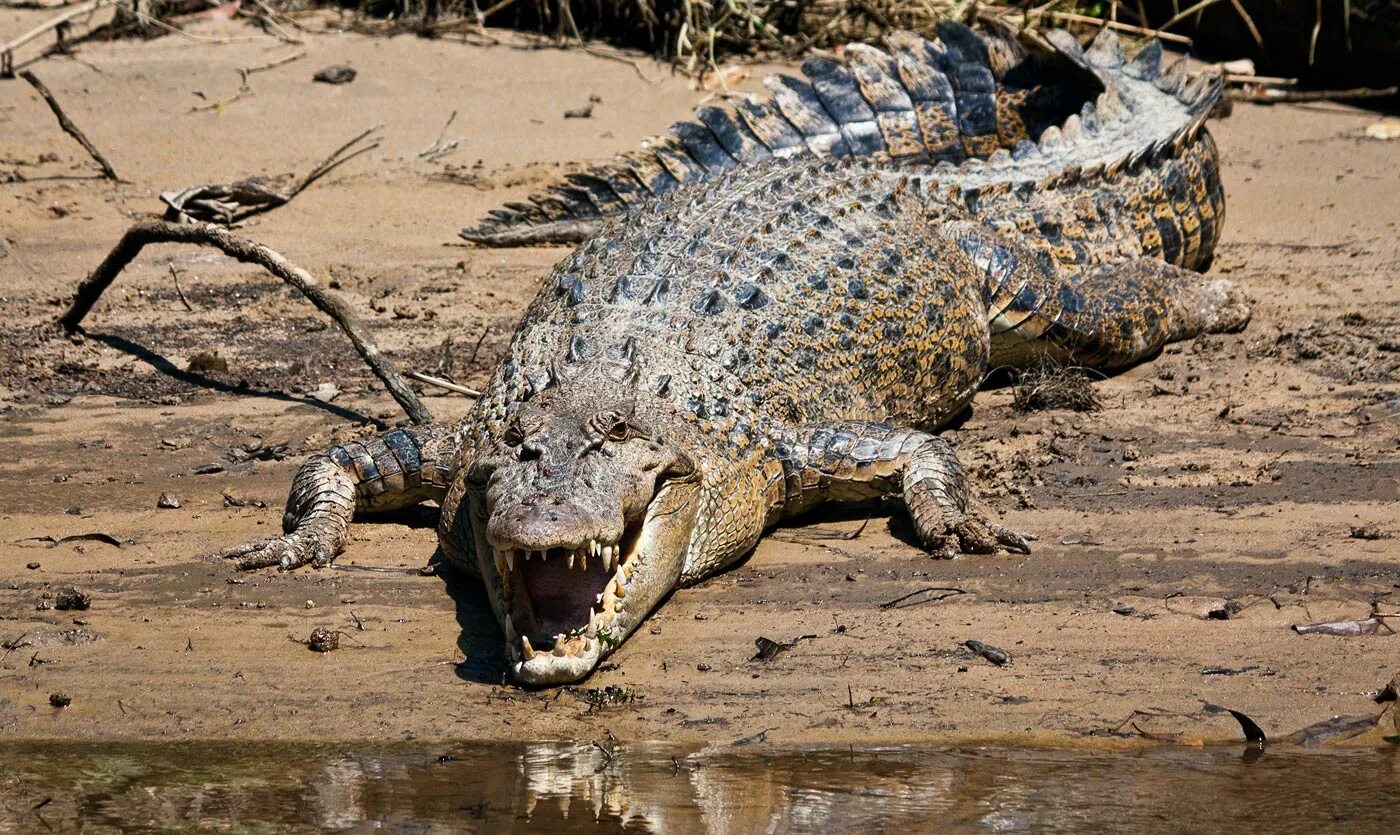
[1,15,1397,744]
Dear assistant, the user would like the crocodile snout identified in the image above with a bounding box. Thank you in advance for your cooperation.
[486,493,618,552]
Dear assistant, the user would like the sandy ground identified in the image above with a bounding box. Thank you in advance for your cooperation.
[0,13,1397,746]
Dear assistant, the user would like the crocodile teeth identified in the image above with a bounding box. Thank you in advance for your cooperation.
[621,560,635,580]
[613,577,626,599]
[505,550,515,572]
[505,613,517,642]
[521,635,536,661]
[552,636,567,657]
[586,612,597,638]
[605,545,618,572]
[590,539,600,558]
[567,551,576,570]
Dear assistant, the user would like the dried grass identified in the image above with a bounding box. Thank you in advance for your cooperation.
[1011,358,1103,413]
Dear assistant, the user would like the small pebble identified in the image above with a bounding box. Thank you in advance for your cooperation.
[156,492,181,509]
[49,693,71,708]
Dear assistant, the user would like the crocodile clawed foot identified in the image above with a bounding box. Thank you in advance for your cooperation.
[923,512,1034,560]
[220,530,339,572]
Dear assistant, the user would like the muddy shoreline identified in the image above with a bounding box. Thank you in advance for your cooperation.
[1,14,1397,745]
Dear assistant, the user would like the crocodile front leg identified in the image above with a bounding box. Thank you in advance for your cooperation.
[772,422,1031,559]
[223,423,465,570]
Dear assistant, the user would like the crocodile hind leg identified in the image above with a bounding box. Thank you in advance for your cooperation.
[772,422,1031,559]
[987,256,1250,371]
[222,423,464,570]
[949,219,1249,372]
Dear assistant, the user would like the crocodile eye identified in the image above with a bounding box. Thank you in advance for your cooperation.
[502,420,524,447]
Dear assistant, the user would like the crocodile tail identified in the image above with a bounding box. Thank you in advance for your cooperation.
[932,29,1224,268]
[460,21,1098,247]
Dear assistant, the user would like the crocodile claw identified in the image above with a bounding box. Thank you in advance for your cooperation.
[925,513,1035,560]
[220,529,339,572]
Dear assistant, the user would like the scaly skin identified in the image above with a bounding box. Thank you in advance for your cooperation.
[226,28,1250,685]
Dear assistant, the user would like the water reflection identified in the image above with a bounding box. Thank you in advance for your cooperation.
[1,740,1397,832]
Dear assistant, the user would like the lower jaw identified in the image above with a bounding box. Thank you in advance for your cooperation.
[510,637,606,685]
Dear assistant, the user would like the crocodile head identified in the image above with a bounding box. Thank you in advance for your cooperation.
[461,358,701,685]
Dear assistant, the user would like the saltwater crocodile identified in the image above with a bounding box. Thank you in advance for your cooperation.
[224,24,1249,685]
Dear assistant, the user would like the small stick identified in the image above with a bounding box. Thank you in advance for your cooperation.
[1224,73,1297,86]
[991,7,1194,45]
[19,69,119,180]
[878,586,967,610]
[1232,86,1398,104]
[58,220,432,425]
[419,110,461,161]
[285,123,382,201]
[168,264,193,311]
[189,89,247,113]
[237,49,304,89]
[406,370,481,398]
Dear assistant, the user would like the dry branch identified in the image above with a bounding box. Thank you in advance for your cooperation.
[58,220,433,425]
[161,123,381,223]
[0,0,103,77]
[406,370,482,397]
[19,69,119,179]
[1231,85,1399,103]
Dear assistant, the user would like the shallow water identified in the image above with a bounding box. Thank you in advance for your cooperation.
[1,740,1397,833]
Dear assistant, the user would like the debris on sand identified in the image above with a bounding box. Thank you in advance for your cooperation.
[222,492,267,509]
[307,627,339,652]
[48,692,71,708]
[578,684,636,712]
[1364,119,1400,141]
[16,532,126,549]
[1279,714,1381,747]
[1349,524,1386,540]
[53,586,91,611]
[1292,617,1394,636]
[313,65,357,84]
[964,640,1010,666]
[750,634,817,662]
[1011,360,1101,413]
[186,350,228,373]
[564,95,601,119]
[160,124,381,225]
[156,492,181,509]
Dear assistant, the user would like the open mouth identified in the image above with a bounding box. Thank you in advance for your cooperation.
[493,518,645,665]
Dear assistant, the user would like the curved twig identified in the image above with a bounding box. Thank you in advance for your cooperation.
[58,220,432,425]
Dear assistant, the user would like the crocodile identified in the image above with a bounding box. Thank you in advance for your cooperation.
[224,24,1250,685]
